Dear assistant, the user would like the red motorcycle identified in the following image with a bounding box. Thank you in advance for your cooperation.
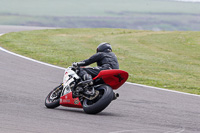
[45,66,128,114]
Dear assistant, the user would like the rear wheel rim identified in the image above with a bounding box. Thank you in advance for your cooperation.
[84,87,105,106]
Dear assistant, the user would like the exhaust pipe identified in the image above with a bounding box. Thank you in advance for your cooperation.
[113,93,119,100]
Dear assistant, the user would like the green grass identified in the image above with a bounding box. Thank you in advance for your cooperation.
[0,28,200,94]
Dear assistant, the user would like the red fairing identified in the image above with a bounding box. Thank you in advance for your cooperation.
[93,69,129,89]
[60,92,83,108]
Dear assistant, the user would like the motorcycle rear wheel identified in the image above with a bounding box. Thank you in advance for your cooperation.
[83,85,113,114]
[45,85,62,109]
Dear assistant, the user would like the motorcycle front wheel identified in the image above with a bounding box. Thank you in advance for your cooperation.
[83,85,113,114]
[45,84,62,109]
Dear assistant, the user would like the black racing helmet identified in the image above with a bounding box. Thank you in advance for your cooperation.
[96,42,112,53]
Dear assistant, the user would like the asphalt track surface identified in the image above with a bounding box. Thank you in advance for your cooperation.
[0,25,200,133]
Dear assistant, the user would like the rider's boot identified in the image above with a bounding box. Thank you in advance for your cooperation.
[72,74,93,98]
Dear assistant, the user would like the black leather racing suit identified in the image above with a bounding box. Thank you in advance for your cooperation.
[78,51,119,79]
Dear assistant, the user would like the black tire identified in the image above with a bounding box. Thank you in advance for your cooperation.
[45,85,61,109]
[83,85,113,114]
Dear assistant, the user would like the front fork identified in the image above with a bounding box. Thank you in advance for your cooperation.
[55,83,64,97]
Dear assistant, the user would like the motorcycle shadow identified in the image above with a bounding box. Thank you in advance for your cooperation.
[55,107,120,116]
[55,107,84,114]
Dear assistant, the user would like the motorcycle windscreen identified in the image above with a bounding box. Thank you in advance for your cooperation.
[93,70,129,89]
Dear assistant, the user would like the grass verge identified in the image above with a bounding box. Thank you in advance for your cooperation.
[0,28,200,94]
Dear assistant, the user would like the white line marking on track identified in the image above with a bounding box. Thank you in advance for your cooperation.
[0,46,65,70]
[126,82,200,97]
[0,33,199,97]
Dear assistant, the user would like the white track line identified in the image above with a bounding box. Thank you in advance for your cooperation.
[0,33,65,70]
[0,47,65,70]
[126,82,200,97]
[0,34,199,97]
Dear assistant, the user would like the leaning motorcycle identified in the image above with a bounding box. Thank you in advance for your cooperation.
[45,66,128,114]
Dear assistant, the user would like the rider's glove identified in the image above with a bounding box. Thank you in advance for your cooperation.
[72,62,78,68]
[72,62,85,68]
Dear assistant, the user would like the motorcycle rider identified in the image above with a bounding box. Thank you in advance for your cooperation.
[73,42,119,85]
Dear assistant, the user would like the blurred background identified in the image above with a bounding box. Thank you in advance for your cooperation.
[0,0,200,31]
